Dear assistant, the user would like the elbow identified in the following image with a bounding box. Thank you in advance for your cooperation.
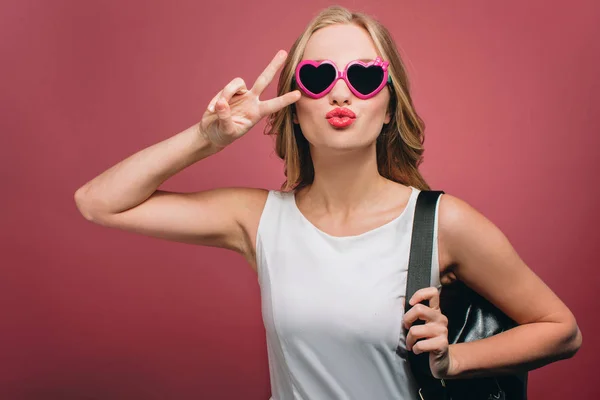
[566,325,582,359]
[74,187,97,222]
[74,187,117,227]
[559,319,582,360]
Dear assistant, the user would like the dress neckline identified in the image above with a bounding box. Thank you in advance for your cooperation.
[290,186,417,240]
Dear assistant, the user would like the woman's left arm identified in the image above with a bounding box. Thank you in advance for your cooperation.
[436,194,582,378]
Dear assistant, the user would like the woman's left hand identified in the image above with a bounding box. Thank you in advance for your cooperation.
[403,287,454,379]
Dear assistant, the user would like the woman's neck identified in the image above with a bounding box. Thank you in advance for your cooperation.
[299,145,391,214]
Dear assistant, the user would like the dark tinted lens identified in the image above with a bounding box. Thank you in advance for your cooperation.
[347,64,384,95]
[299,63,336,94]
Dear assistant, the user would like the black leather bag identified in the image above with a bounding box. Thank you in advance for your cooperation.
[404,190,528,400]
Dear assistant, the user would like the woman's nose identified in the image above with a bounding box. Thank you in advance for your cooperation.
[328,78,352,105]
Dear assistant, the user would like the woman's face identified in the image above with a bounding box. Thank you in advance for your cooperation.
[293,24,391,151]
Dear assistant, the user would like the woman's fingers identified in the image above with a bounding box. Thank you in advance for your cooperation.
[207,89,223,113]
[207,49,293,119]
[214,97,236,135]
[207,78,248,113]
[405,323,448,352]
[259,90,301,117]
[201,50,295,145]
[403,303,444,328]
[220,78,248,103]
[250,50,288,96]
[411,335,449,355]
[408,286,441,310]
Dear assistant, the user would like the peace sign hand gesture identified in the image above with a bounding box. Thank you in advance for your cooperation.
[199,50,301,148]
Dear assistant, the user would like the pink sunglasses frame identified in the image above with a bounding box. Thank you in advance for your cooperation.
[294,57,391,100]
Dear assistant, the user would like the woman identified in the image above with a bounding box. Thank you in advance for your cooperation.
[74,6,582,399]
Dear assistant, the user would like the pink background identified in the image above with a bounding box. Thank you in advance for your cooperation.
[1,0,598,398]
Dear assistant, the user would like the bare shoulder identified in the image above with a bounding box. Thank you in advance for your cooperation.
[437,193,495,246]
[437,193,473,230]
[435,193,476,283]
[436,193,506,283]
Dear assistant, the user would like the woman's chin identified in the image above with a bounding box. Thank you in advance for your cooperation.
[311,135,377,152]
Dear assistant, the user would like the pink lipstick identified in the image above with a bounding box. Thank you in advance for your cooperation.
[326,107,356,128]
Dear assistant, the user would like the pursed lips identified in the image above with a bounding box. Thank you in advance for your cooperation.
[325,107,356,119]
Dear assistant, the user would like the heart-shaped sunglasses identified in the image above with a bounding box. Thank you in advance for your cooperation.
[293,57,391,100]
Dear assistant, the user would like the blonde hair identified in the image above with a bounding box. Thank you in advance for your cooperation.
[264,5,431,192]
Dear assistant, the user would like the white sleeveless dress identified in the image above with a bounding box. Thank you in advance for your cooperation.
[255,186,443,400]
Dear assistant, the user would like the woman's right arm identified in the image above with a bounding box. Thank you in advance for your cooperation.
[73,123,262,254]
[74,50,300,259]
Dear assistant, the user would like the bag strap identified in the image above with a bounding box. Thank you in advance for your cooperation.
[405,190,448,400]
[405,190,445,313]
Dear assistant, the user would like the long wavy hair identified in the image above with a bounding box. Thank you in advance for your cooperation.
[263,5,430,192]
